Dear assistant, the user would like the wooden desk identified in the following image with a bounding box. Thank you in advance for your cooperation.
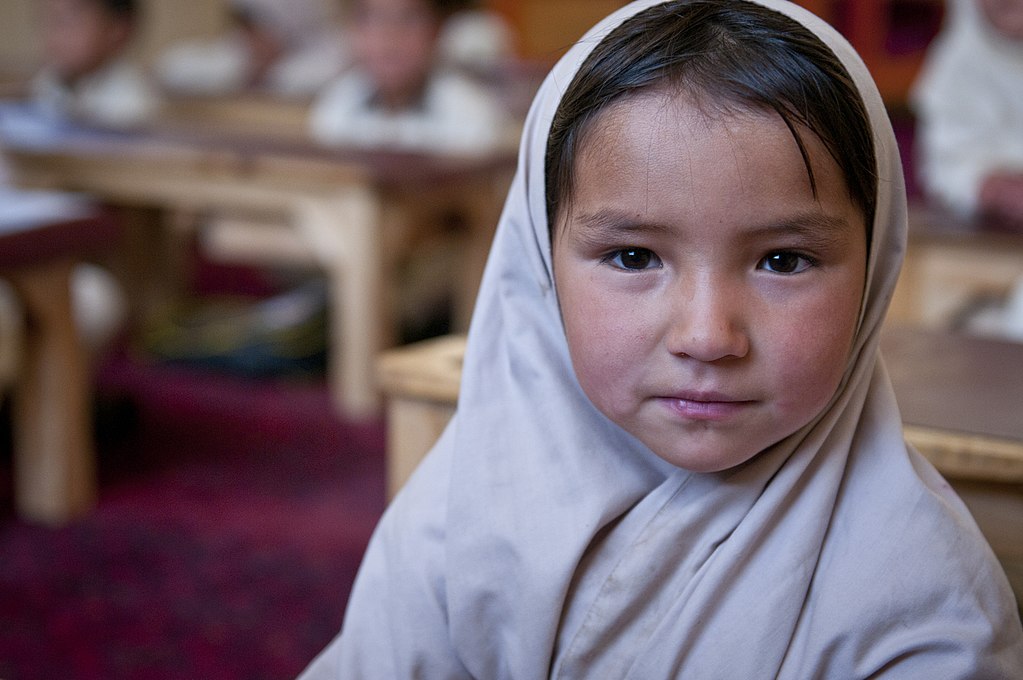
[378,329,1023,601]
[0,190,121,525]
[376,333,463,499]
[883,325,1023,605]
[883,325,1023,482]
[156,93,313,144]
[890,203,1023,329]
[0,107,515,417]
[378,329,1023,493]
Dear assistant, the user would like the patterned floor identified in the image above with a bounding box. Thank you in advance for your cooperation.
[0,351,387,679]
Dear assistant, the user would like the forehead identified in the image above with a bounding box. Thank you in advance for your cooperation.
[576,89,807,184]
[562,89,862,239]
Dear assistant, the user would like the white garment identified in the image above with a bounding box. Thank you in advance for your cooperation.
[309,68,509,154]
[157,0,346,98]
[439,9,517,72]
[155,35,252,96]
[911,0,1023,215]
[265,29,349,98]
[301,1,1023,677]
[30,59,159,129]
[156,28,349,98]
[229,0,337,48]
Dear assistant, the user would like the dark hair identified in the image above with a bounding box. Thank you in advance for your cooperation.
[347,0,475,19]
[431,0,476,15]
[99,0,137,19]
[545,0,877,239]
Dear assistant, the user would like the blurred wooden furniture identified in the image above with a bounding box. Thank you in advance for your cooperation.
[883,324,1023,483]
[883,324,1023,603]
[157,93,313,143]
[0,190,121,525]
[379,329,1023,493]
[890,203,1023,329]
[1,107,515,418]
[376,333,463,499]
[378,328,1023,603]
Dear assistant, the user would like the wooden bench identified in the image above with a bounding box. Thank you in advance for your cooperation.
[377,328,1023,603]
[0,190,120,525]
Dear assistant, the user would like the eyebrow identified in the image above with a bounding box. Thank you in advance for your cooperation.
[745,212,860,248]
[566,210,675,247]
[569,208,858,249]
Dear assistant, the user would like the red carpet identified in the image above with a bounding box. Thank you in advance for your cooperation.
[0,350,387,679]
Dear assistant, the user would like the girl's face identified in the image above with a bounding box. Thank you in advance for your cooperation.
[42,0,130,83]
[553,92,868,473]
[353,0,441,108]
[978,0,1023,40]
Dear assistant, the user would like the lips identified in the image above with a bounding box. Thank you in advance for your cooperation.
[657,392,754,421]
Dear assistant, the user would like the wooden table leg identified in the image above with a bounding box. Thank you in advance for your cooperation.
[385,397,454,499]
[106,205,188,326]
[298,190,384,419]
[7,258,96,525]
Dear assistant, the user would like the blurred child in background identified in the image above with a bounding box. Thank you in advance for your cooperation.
[0,0,137,395]
[31,0,159,128]
[436,3,516,78]
[29,0,134,349]
[309,0,512,153]
[156,0,349,99]
[912,0,1023,340]
[912,0,1023,229]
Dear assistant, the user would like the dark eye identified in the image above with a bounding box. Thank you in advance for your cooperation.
[760,252,812,274]
[609,248,660,270]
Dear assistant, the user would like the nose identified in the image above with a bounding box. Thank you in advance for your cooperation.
[664,274,750,362]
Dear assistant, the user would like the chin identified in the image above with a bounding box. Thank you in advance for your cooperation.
[647,445,759,474]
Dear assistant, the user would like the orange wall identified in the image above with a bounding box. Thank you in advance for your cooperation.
[489,0,629,61]
[487,0,942,104]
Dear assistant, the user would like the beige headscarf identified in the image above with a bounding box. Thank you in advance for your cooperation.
[300,1,1023,677]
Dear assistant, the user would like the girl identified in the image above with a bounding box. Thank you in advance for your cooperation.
[912,0,1023,228]
[301,1,1023,676]
[308,0,511,153]
[157,0,349,98]
[32,0,159,129]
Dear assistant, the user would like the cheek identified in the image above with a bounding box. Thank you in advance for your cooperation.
[559,273,653,411]
[355,31,387,66]
[769,293,860,418]
[561,287,612,377]
[49,39,87,72]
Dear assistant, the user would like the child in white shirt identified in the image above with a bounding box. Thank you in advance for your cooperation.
[156,0,349,99]
[31,0,158,129]
[309,0,511,154]
[912,0,1023,227]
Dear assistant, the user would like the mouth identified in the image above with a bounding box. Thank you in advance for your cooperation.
[656,392,754,421]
